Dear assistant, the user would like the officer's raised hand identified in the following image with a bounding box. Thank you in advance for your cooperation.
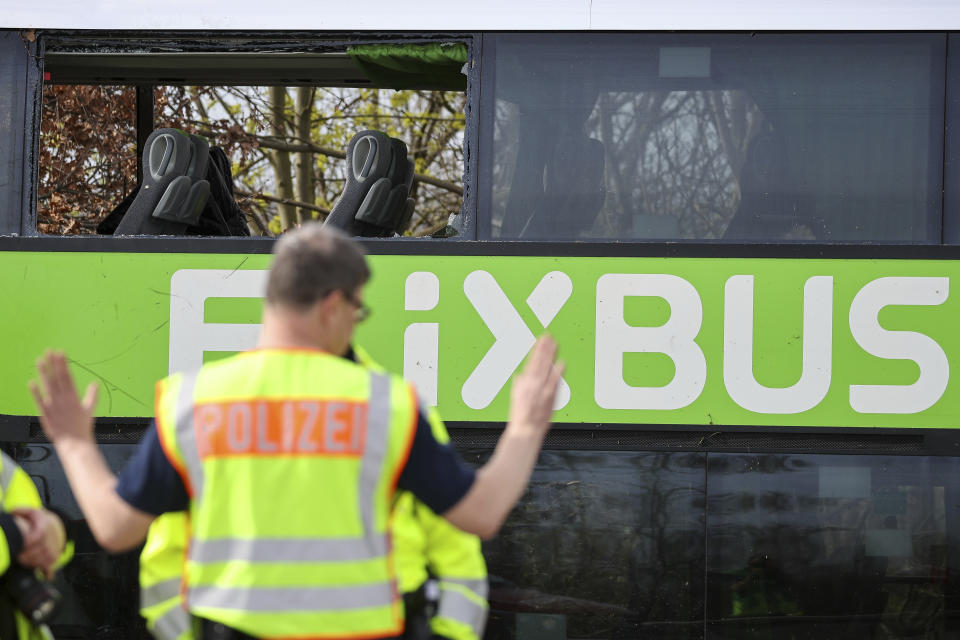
[508,335,565,436]
[31,351,153,552]
[30,351,98,447]
[443,335,564,538]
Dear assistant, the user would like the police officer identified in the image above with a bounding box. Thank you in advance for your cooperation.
[137,479,487,640]
[0,451,73,640]
[136,351,485,640]
[31,224,563,640]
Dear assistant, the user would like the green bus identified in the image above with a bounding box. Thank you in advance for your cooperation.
[3,6,960,638]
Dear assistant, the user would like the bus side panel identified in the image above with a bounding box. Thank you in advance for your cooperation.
[0,31,32,235]
[3,251,960,431]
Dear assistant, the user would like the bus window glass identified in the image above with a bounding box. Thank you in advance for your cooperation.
[474,449,706,639]
[484,34,944,243]
[706,453,959,638]
[942,32,960,244]
[38,50,467,238]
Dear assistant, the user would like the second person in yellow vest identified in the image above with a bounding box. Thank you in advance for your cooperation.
[139,511,190,640]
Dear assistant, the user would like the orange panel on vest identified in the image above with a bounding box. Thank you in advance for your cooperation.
[193,400,368,458]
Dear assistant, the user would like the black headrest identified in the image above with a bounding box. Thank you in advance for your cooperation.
[114,128,211,236]
[324,130,416,237]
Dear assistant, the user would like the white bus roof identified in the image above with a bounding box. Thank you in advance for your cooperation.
[6,0,960,31]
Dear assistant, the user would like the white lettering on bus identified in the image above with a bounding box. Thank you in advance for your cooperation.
[594,274,706,410]
[849,277,950,414]
[403,272,440,406]
[169,269,266,373]
[723,275,833,414]
[461,270,571,410]
[168,268,951,417]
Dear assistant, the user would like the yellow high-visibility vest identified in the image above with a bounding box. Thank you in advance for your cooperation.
[392,494,488,640]
[0,451,73,640]
[155,349,418,639]
[139,512,191,640]
[391,412,488,640]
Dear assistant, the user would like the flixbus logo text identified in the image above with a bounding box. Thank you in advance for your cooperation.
[168,258,955,428]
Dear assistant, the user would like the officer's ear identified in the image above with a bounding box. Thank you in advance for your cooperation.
[313,290,345,323]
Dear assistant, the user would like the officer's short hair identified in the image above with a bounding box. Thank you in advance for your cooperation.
[266,223,371,310]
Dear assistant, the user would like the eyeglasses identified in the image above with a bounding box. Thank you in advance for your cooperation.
[342,290,372,323]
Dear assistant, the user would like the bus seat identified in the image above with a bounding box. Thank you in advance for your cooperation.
[323,130,416,237]
[100,138,249,237]
[114,128,211,236]
[388,137,416,234]
[190,146,252,237]
[519,134,605,239]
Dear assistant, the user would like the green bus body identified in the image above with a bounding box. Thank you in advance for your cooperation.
[2,249,958,430]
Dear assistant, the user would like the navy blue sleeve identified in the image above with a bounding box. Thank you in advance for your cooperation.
[115,422,190,515]
[396,411,475,514]
[0,514,23,560]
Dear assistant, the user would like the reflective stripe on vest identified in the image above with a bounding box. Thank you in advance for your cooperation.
[0,453,16,495]
[141,577,181,611]
[191,582,393,611]
[151,603,191,640]
[440,578,488,600]
[190,535,386,564]
[175,367,399,617]
[174,370,203,500]
[437,578,489,638]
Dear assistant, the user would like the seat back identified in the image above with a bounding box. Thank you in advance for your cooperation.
[381,137,416,235]
[323,130,416,237]
[114,128,211,236]
[101,136,249,237]
[189,146,251,237]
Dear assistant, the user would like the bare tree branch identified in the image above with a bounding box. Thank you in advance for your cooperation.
[236,189,330,218]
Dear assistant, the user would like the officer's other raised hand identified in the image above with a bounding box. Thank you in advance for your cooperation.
[508,335,565,438]
[30,351,98,447]
[29,351,150,554]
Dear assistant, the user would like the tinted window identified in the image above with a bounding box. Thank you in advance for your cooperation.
[706,453,960,639]
[20,438,960,640]
[943,32,960,244]
[474,450,706,640]
[482,34,945,243]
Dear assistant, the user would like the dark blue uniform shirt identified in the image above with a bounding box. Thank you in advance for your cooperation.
[116,410,474,517]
